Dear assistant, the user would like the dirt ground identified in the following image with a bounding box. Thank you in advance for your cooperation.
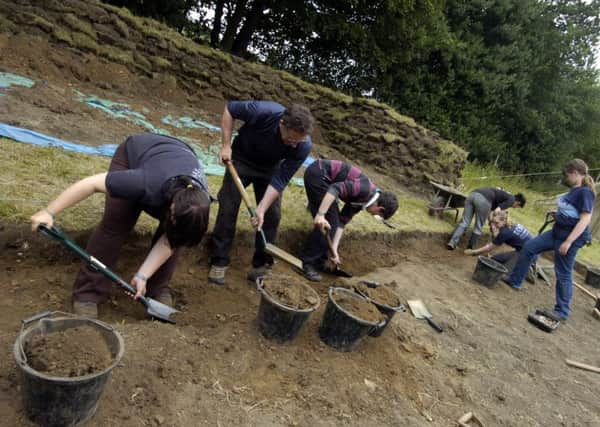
[1,31,600,427]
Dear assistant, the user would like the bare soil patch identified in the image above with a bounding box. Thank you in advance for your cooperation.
[25,325,114,377]
[262,275,319,310]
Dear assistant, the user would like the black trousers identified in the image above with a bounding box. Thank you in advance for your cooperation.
[300,162,340,269]
[209,159,281,268]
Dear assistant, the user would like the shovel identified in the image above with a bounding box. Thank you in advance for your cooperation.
[322,229,352,278]
[407,299,443,332]
[224,160,303,270]
[38,224,179,324]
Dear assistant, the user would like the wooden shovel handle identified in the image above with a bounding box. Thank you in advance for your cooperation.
[566,359,600,374]
[224,160,254,211]
[573,281,599,301]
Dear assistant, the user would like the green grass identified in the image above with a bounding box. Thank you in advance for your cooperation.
[0,138,597,265]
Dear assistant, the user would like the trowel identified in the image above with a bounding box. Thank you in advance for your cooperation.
[407,299,443,332]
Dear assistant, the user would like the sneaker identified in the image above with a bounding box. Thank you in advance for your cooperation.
[208,265,228,286]
[526,266,537,284]
[247,265,272,283]
[501,277,522,291]
[155,291,173,307]
[303,265,322,282]
[446,242,456,250]
[72,301,98,318]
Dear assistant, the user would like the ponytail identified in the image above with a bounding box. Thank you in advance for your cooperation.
[583,175,596,196]
[163,176,211,247]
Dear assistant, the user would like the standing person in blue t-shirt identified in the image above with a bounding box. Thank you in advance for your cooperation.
[464,210,536,280]
[30,133,212,318]
[503,159,595,320]
[208,100,314,285]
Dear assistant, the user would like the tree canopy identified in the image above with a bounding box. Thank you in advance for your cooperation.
[106,0,600,173]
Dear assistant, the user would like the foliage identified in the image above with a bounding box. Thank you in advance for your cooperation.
[100,0,600,175]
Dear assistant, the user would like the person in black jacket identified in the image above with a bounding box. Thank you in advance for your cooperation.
[447,187,525,250]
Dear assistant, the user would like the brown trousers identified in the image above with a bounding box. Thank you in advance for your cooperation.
[72,143,181,303]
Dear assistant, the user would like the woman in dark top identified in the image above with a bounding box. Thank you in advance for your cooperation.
[30,133,211,318]
[503,159,595,320]
[447,187,526,250]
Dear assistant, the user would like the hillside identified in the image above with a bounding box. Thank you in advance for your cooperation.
[0,0,466,191]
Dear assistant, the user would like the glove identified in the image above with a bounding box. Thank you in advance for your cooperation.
[464,249,477,256]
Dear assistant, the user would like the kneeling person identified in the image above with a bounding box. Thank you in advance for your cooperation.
[300,159,398,281]
[464,210,536,280]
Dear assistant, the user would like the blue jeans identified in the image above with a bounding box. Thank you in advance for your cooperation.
[506,230,584,319]
[448,192,491,247]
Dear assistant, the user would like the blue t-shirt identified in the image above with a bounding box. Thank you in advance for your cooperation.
[492,223,532,250]
[228,100,312,192]
[554,186,595,242]
[106,133,207,218]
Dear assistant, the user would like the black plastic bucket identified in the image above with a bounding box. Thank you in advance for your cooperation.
[367,300,403,337]
[585,267,600,289]
[319,287,385,352]
[13,311,124,427]
[256,278,320,343]
[472,256,508,288]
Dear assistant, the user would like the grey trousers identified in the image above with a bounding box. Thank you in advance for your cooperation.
[448,192,491,247]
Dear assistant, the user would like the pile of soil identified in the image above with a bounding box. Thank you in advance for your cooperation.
[25,325,114,377]
[356,281,402,307]
[331,291,385,323]
[262,275,319,310]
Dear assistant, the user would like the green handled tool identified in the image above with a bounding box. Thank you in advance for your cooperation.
[38,224,179,324]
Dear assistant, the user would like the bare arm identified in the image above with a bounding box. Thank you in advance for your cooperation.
[252,185,281,230]
[466,242,498,256]
[131,234,174,299]
[219,105,234,163]
[314,192,337,231]
[30,173,107,231]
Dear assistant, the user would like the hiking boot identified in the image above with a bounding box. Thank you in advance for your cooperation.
[208,265,228,285]
[526,266,537,284]
[155,291,173,307]
[73,301,98,319]
[303,265,322,282]
[247,265,272,283]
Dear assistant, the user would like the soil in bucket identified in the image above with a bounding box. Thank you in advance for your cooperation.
[355,281,403,337]
[257,275,320,343]
[25,325,114,377]
[319,287,385,352]
[472,256,508,288]
[15,315,124,427]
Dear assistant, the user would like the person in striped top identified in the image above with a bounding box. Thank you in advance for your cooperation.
[299,159,398,281]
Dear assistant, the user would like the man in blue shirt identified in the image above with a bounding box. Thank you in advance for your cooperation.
[208,100,314,285]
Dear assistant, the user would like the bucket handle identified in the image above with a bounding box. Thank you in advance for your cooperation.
[17,310,116,364]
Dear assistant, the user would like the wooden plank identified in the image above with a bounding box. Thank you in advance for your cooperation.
[565,359,600,374]
[265,243,303,270]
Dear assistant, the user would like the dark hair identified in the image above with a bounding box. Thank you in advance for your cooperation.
[378,191,398,220]
[163,177,211,247]
[514,193,526,208]
[281,104,315,134]
[564,158,596,196]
